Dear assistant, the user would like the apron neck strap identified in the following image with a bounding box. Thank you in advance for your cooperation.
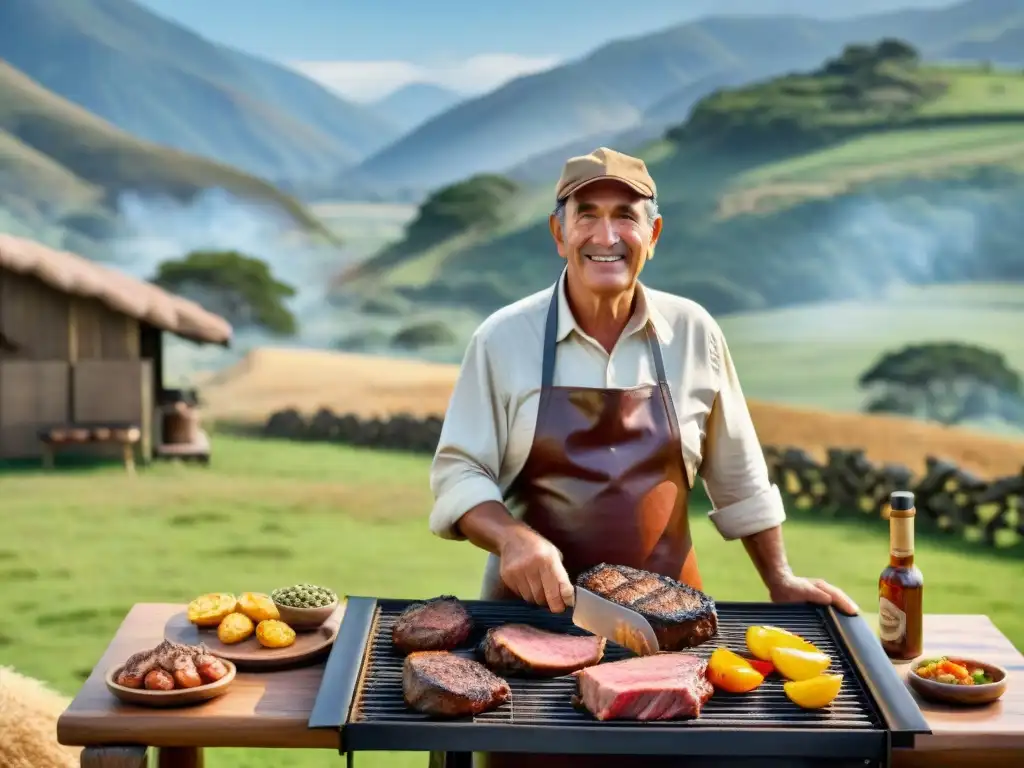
[542,279,669,389]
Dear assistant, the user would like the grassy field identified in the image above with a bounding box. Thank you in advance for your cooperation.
[196,337,1024,480]
[3,434,1022,768]
[279,280,1024,451]
[309,201,418,252]
[717,282,1024,419]
[723,123,1024,216]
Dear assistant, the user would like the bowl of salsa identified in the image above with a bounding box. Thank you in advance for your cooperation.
[908,655,1007,705]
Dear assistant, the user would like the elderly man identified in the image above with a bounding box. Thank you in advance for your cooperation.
[428,147,857,768]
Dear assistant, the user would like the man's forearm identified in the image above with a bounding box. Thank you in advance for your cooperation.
[742,525,794,590]
[455,501,530,555]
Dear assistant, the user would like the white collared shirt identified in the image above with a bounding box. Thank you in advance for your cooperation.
[428,269,786,549]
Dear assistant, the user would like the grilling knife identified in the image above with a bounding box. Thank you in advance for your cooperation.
[572,586,660,657]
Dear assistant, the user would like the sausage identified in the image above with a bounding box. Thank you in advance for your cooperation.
[116,670,145,689]
[172,658,204,688]
[196,655,229,684]
[144,669,176,691]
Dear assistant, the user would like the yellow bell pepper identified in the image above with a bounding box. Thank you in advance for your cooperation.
[707,647,765,694]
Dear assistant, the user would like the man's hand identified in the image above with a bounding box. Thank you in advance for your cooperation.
[498,525,575,614]
[768,572,860,616]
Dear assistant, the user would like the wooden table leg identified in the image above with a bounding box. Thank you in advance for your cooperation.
[122,442,136,476]
[156,747,203,768]
[80,745,147,768]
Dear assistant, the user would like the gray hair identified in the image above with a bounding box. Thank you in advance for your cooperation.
[553,197,660,227]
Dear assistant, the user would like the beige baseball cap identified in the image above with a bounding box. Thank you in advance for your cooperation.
[555,146,657,202]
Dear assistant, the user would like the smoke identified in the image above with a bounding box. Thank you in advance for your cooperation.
[825,191,986,285]
[105,188,358,381]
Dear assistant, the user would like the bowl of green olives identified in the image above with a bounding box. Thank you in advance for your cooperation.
[270,584,339,630]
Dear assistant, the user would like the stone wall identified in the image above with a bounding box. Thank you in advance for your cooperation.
[263,407,1024,552]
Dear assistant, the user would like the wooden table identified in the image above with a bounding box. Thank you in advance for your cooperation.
[889,614,1023,768]
[57,603,339,767]
[58,606,1023,768]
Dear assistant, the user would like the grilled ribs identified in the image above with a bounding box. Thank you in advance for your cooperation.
[391,595,474,655]
[480,624,606,677]
[573,653,714,720]
[403,651,511,717]
[576,563,718,650]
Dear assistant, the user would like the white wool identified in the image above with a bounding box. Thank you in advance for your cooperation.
[0,667,82,768]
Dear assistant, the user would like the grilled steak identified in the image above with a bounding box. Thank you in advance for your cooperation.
[403,651,511,717]
[573,653,714,720]
[576,563,717,650]
[392,595,473,654]
[480,624,606,677]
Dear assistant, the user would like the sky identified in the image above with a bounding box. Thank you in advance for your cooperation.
[134,0,957,102]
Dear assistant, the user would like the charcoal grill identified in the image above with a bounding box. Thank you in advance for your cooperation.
[309,598,929,767]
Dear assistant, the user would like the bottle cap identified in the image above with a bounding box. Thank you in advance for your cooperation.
[890,491,915,511]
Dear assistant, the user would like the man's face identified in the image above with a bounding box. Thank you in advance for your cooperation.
[549,180,662,297]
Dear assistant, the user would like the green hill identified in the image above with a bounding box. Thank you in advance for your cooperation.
[341,0,1024,195]
[0,61,331,240]
[335,43,1024,322]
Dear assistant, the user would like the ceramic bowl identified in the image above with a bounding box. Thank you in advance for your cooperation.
[105,659,236,708]
[272,598,339,631]
[907,655,1007,706]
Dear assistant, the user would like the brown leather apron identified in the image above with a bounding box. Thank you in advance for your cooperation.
[431,281,701,768]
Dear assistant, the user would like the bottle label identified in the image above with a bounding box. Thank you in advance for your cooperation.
[890,516,914,557]
[879,596,906,642]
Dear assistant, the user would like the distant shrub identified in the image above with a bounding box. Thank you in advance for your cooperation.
[391,320,456,350]
[359,293,410,316]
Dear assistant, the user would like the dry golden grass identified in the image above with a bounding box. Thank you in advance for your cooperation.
[199,347,1024,480]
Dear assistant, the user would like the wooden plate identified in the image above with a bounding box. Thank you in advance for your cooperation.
[163,607,342,670]
[106,659,236,708]
[907,655,1008,706]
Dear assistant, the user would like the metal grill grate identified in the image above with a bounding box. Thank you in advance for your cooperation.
[302,596,938,761]
[354,599,880,731]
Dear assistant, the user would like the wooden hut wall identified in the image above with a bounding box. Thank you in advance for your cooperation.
[0,269,149,459]
[0,270,71,360]
[71,297,140,361]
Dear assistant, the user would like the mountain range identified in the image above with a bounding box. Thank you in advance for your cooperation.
[1,0,1022,248]
[0,0,400,183]
[337,38,1024,330]
[345,0,1024,194]
[370,83,466,135]
[0,58,330,256]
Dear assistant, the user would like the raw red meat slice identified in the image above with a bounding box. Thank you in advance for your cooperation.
[573,653,714,720]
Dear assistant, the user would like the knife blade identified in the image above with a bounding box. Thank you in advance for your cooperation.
[571,586,660,656]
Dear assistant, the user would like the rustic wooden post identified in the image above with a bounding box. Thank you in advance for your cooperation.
[156,747,204,768]
[80,746,147,768]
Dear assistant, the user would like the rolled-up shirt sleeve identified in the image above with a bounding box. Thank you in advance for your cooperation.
[699,325,787,540]
[429,328,509,540]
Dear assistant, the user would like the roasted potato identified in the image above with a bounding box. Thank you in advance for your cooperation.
[238,592,280,622]
[187,593,238,627]
[217,612,255,645]
[256,619,296,649]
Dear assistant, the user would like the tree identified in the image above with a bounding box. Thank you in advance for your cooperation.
[874,38,920,64]
[858,342,1024,425]
[404,174,520,248]
[152,250,298,336]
